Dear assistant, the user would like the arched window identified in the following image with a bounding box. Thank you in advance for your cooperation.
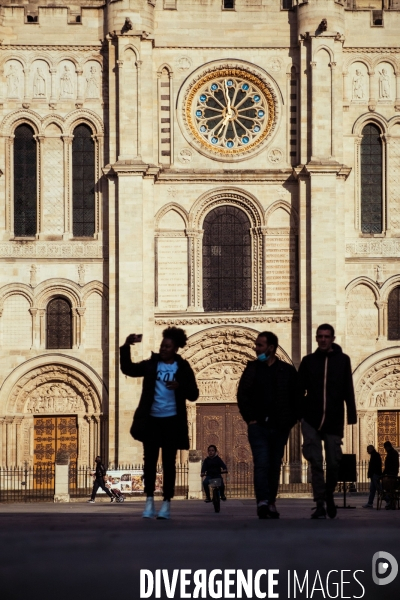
[72,124,95,237]
[360,123,383,234]
[203,206,251,312]
[388,286,400,340]
[14,124,37,237]
[46,297,72,349]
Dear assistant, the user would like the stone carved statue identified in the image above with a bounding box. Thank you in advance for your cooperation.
[85,66,99,98]
[352,69,365,100]
[60,65,73,97]
[7,64,19,98]
[379,68,391,99]
[33,67,46,97]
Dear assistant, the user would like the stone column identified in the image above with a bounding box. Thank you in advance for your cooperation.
[38,308,45,348]
[71,308,78,349]
[188,450,202,500]
[76,69,84,101]
[260,226,268,308]
[368,70,377,112]
[395,70,400,112]
[136,60,142,159]
[49,68,57,105]
[376,301,388,339]
[343,72,350,108]
[357,411,368,460]
[35,135,45,238]
[54,451,70,502]
[23,68,30,103]
[93,134,104,240]
[5,417,15,467]
[330,62,337,160]
[14,417,24,467]
[61,135,73,239]
[76,307,85,348]
[186,229,203,311]
[29,308,38,348]
[5,136,14,237]
[0,417,5,466]
[310,61,317,160]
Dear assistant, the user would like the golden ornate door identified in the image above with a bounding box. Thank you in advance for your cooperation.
[377,411,400,456]
[34,416,78,487]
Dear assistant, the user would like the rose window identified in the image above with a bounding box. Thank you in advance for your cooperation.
[182,67,277,160]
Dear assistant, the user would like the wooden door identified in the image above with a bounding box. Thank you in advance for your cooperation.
[377,410,400,456]
[196,404,252,469]
[34,416,78,487]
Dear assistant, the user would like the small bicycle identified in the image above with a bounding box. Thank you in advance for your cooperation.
[208,477,223,513]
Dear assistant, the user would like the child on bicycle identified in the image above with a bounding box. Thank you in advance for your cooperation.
[200,445,228,502]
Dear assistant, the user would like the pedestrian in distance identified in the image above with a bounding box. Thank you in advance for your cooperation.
[87,456,115,503]
[120,327,199,520]
[298,324,357,520]
[237,331,297,519]
[362,445,382,509]
[201,445,228,502]
[382,440,399,510]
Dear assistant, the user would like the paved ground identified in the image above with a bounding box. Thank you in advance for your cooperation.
[1,495,400,600]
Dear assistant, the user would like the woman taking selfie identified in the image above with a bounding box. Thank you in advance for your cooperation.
[120,327,199,519]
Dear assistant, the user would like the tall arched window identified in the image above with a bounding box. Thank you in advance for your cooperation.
[46,297,72,349]
[72,124,95,237]
[388,286,400,340]
[203,206,251,312]
[360,123,383,234]
[14,124,37,237]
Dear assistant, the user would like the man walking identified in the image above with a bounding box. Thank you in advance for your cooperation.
[237,331,297,519]
[382,440,399,510]
[362,445,382,509]
[298,324,357,519]
[87,456,115,503]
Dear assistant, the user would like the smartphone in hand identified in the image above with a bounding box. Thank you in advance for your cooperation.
[133,334,143,343]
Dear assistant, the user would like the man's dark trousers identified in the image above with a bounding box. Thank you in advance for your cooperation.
[91,477,113,500]
[248,422,289,504]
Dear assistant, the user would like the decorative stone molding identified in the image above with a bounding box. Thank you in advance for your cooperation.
[0,242,105,258]
[346,239,400,257]
[155,312,294,326]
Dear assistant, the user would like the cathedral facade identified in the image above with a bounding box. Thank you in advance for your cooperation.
[0,0,400,474]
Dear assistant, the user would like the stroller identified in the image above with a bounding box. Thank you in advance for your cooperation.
[110,487,125,503]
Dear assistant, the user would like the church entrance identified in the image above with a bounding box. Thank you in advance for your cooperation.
[33,416,78,488]
[377,411,400,456]
[196,404,253,486]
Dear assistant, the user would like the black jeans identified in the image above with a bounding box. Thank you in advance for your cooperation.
[143,416,178,500]
[203,476,225,500]
[91,477,113,500]
[247,422,289,504]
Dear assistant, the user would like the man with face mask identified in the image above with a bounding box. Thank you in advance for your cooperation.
[237,331,297,519]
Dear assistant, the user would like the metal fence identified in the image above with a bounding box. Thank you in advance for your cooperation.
[70,463,189,499]
[0,460,370,502]
[225,460,371,499]
[0,465,55,503]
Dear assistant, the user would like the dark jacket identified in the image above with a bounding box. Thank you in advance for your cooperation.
[237,357,297,432]
[297,343,357,437]
[383,447,399,477]
[120,345,199,449]
[368,450,382,479]
[201,456,228,478]
[95,463,107,479]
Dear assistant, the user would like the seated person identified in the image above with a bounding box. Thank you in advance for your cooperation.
[201,444,228,502]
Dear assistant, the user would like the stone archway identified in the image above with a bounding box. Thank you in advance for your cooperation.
[181,326,294,466]
[354,352,400,459]
[1,363,105,467]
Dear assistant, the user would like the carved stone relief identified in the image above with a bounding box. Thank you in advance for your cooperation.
[356,356,400,408]
[25,382,85,414]
[181,326,292,404]
[7,364,101,415]
[5,62,23,99]
[85,63,100,99]
[352,68,366,101]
